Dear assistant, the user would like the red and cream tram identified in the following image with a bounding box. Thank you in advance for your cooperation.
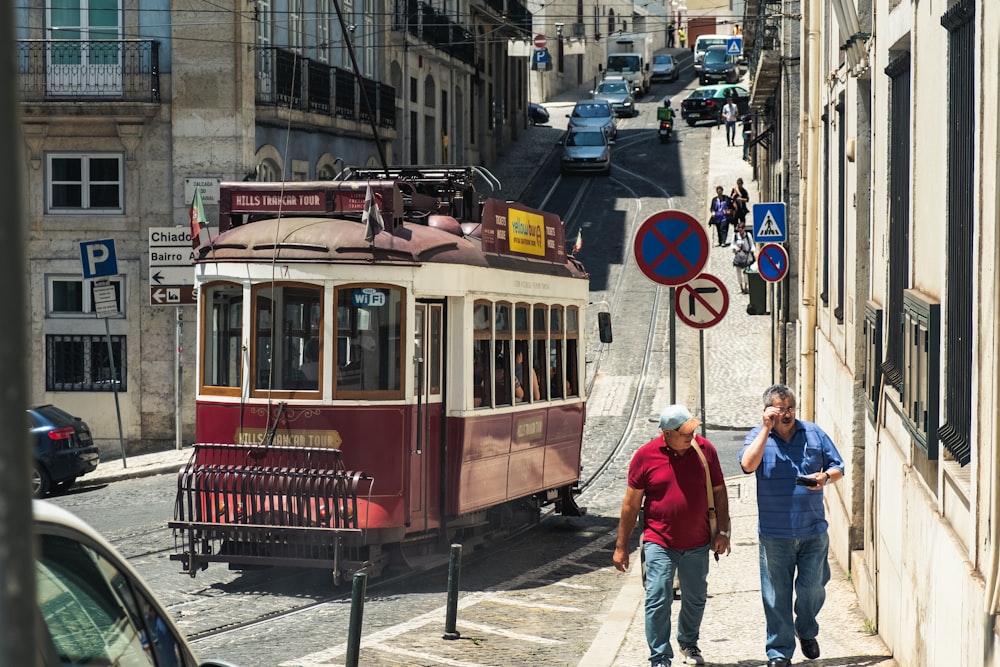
[170,167,605,582]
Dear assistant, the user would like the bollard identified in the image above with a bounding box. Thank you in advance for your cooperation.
[345,572,368,667]
[442,543,462,639]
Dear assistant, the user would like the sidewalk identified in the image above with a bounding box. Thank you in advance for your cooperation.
[578,88,898,667]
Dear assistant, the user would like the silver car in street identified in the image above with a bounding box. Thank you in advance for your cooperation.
[591,78,636,117]
[560,127,613,175]
[566,100,618,140]
[651,53,679,82]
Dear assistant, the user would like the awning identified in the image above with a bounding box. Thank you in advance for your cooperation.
[749,50,781,111]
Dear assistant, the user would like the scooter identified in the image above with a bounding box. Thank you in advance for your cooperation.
[658,118,673,143]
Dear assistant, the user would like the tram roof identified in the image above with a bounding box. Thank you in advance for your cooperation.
[194,215,588,280]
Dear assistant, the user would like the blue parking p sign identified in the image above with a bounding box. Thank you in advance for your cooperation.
[80,239,119,279]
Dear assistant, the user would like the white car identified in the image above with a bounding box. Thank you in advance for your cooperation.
[33,500,240,667]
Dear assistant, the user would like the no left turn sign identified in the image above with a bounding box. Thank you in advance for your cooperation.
[674,273,729,329]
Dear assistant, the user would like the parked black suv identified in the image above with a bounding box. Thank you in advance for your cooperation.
[699,45,740,85]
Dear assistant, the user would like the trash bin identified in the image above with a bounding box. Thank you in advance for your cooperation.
[746,267,767,315]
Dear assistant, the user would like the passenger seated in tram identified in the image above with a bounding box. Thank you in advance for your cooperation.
[494,356,514,406]
[514,346,541,402]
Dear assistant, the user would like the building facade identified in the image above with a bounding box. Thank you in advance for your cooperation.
[16,0,532,453]
[749,0,1000,663]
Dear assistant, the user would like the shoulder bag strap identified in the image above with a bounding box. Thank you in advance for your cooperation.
[691,443,718,540]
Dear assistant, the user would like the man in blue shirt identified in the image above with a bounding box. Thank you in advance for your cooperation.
[739,385,844,667]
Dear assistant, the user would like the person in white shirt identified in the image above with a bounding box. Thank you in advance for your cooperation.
[722,99,739,146]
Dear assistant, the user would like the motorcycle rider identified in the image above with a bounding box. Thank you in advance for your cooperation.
[659,98,675,142]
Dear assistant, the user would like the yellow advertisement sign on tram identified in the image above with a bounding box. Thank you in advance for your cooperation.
[507,207,546,257]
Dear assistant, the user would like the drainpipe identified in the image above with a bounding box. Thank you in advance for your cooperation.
[798,0,820,419]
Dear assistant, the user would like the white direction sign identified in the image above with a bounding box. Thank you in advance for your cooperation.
[674,273,730,329]
[148,227,197,305]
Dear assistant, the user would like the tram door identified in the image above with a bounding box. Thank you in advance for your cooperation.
[410,301,444,531]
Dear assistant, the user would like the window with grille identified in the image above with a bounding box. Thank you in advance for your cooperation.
[937,0,974,467]
[46,334,126,392]
[901,290,939,459]
[880,51,910,390]
[862,302,882,420]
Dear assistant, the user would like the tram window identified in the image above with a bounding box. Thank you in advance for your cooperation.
[429,305,442,394]
[514,341,539,402]
[495,302,511,335]
[550,306,563,334]
[566,307,579,334]
[515,305,529,333]
[566,306,580,396]
[533,305,547,332]
[566,338,579,397]
[334,285,403,396]
[549,340,569,399]
[533,339,549,400]
[252,285,322,392]
[473,339,492,407]
[412,305,441,397]
[473,302,492,336]
[202,283,243,391]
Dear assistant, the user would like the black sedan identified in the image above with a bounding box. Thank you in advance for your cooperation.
[30,404,100,497]
[528,102,550,125]
[681,84,750,126]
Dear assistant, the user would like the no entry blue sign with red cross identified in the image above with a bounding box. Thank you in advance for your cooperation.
[633,210,710,286]
[757,243,789,282]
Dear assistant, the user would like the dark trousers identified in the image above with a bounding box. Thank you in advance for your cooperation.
[743,130,752,159]
[725,121,736,145]
[712,218,730,245]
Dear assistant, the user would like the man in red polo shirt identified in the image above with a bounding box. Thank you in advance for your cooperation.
[613,405,732,667]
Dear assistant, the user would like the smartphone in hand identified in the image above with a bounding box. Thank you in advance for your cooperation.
[795,475,819,487]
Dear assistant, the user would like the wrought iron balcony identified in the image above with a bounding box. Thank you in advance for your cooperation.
[256,47,396,130]
[17,39,160,102]
[401,0,476,65]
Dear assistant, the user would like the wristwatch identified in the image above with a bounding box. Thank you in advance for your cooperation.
[823,471,831,483]
[719,530,731,538]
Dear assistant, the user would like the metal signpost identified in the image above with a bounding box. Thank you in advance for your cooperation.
[674,273,730,436]
[149,227,197,450]
[633,210,710,402]
[79,239,128,465]
[756,243,789,384]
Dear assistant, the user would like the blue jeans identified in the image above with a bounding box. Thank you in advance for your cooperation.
[643,540,710,665]
[758,532,831,660]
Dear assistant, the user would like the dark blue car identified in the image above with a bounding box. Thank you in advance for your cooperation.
[528,102,550,125]
[30,404,100,497]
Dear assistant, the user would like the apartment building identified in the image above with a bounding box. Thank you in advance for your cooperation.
[15,0,530,452]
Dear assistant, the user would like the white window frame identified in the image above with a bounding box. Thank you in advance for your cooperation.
[46,275,125,318]
[46,153,124,214]
[317,0,332,63]
[290,0,304,53]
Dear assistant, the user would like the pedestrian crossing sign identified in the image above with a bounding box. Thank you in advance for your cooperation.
[726,37,743,56]
[752,202,786,242]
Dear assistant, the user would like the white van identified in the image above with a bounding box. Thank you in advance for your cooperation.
[693,34,732,73]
